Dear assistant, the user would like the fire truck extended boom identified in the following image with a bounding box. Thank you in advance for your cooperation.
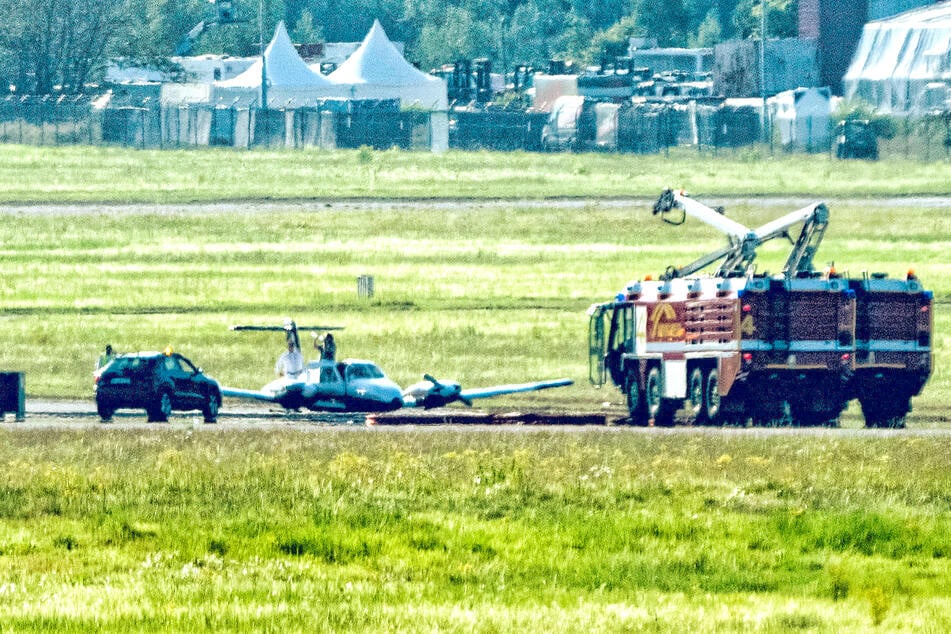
[651,189,828,280]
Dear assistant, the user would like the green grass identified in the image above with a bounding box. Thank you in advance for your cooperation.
[0,428,946,632]
[0,146,949,631]
[0,144,949,202]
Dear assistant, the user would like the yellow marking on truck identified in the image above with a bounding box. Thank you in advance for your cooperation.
[649,303,686,340]
[740,314,755,336]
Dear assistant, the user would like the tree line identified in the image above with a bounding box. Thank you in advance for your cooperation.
[0,0,797,95]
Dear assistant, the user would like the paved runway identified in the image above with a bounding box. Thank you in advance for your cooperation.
[8,398,949,436]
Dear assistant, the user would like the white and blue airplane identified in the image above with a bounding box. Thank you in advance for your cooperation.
[220,319,572,413]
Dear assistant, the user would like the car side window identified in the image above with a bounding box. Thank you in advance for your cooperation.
[178,356,197,374]
[164,356,191,375]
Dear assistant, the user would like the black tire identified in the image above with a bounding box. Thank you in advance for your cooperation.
[751,400,790,427]
[687,367,705,423]
[702,368,721,425]
[96,399,115,422]
[148,391,172,423]
[869,414,907,429]
[646,366,676,426]
[861,397,909,429]
[626,373,649,426]
[202,391,220,424]
[790,405,840,428]
[645,366,663,421]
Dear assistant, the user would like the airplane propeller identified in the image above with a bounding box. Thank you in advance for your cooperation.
[231,319,344,351]
[422,374,472,407]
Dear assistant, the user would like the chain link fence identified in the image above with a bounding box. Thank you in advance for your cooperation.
[0,94,948,159]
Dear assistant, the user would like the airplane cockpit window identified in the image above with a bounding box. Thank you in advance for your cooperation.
[346,364,384,380]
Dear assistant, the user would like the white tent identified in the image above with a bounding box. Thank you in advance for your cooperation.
[214,21,345,107]
[324,20,448,111]
[843,2,951,115]
[769,87,832,151]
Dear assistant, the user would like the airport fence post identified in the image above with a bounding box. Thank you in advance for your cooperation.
[357,274,375,299]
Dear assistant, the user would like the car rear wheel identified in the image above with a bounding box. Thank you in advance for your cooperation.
[148,391,172,423]
[203,392,220,424]
[96,399,115,422]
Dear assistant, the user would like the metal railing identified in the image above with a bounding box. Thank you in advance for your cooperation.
[0,94,948,159]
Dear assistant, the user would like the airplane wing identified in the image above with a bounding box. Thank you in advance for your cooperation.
[220,386,280,403]
[401,377,573,409]
[460,378,574,401]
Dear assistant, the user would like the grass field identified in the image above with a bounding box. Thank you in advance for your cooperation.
[0,427,948,632]
[0,144,950,202]
[0,146,948,631]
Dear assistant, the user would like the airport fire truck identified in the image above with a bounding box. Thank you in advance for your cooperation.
[588,189,932,428]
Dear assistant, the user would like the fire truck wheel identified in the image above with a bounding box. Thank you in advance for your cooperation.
[703,369,721,424]
[625,375,649,426]
[645,367,671,426]
[751,400,790,426]
[790,405,840,427]
[687,367,705,423]
[860,397,909,429]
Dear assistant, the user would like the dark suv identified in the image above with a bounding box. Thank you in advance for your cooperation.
[834,119,878,160]
[95,351,222,423]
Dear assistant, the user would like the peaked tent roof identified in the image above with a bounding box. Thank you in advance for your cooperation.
[327,20,438,87]
[217,21,332,89]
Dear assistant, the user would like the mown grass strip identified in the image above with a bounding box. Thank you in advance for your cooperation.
[2,144,950,203]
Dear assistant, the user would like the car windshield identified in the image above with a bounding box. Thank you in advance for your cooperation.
[108,356,157,376]
[346,364,384,380]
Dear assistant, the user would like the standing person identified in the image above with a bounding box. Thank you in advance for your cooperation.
[316,332,336,361]
[275,340,304,378]
[96,345,115,372]
[314,332,337,384]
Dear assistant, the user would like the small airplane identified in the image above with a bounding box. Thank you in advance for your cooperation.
[220,319,573,412]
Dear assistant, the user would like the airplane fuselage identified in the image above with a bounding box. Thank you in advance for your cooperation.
[262,360,404,412]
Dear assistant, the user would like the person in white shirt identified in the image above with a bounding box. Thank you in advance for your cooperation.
[275,340,304,378]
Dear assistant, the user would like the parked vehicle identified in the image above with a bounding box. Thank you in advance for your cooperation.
[541,95,592,150]
[588,190,932,428]
[834,119,878,159]
[94,350,222,423]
